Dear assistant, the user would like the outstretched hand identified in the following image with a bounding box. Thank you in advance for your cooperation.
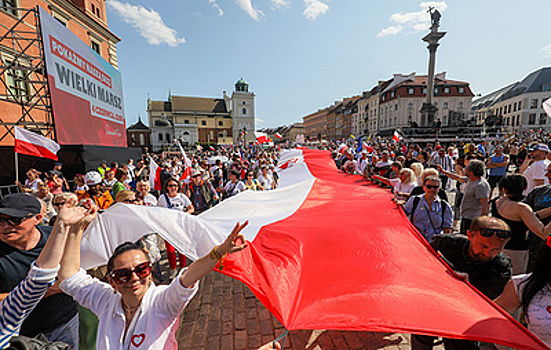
[57,198,98,229]
[218,221,248,255]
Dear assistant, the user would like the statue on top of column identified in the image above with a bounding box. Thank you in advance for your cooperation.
[428,6,441,31]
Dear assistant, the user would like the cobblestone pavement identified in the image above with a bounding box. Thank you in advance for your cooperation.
[175,271,444,350]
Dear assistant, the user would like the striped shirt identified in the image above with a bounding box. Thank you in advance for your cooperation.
[431,154,454,172]
[0,262,58,349]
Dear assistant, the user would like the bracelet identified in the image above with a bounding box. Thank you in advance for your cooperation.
[208,245,226,261]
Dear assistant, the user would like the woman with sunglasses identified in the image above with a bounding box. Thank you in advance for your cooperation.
[243,171,264,191]
[57,208,248,350]
[494,237,551,347]
[490,174,551,274]
[158,178,194,279]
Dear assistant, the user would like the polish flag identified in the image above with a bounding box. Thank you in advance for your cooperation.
[392,130,403,143]
[364,144,374,153]
[148,157,162,191]
[275,132,282,139]
[209,146,215,151]
[255,132,269,144]
[178,142,192,181]
[79,149,547,350]
[14,126,60,160]
[543,97,551,119]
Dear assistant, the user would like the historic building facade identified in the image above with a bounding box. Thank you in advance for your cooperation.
[148,79,256,150]
[472,67,551,131]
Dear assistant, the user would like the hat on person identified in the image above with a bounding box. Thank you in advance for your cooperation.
[0,193,41,218]
[84,171,103,186]
[529,143,550,153]
[53,162,63,166]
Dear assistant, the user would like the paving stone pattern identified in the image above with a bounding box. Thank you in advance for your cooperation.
[175,271,441,350]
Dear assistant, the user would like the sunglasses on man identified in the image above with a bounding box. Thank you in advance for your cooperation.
[475,227,512,239]
[0,215,33,226]
[109,262,152,285]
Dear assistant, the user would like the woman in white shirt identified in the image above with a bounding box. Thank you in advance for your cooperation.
[494,239,551,347]
[58,206,248,349]
[373,168,417,201]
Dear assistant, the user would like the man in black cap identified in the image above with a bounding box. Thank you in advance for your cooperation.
[0,193,79,347]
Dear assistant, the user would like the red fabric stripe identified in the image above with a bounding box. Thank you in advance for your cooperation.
[14,139,58,160]
[220,149,547,349]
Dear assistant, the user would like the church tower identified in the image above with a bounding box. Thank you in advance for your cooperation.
[231,78,255,144]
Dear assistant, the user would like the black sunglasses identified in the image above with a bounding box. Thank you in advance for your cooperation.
[122,198,137,204]
[0,215,32,226]
[109,262,152,285]
[424,184,439,189]
[475,227,512,239]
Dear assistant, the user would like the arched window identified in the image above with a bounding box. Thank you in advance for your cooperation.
[158,133,163,141]
[443,102,449,109]
[139,134,145,145]
[165,133,170,142]
[458,102,464,109]
[183,131,190,136]
[242,108,247,115]
[131,134,136,145]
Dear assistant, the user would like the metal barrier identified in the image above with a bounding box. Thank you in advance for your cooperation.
[0,185,20,198]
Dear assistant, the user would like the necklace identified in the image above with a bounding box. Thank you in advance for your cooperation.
[121,300,140,314]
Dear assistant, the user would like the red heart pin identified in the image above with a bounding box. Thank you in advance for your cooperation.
[131,334,146,347]
[546,306,551,314]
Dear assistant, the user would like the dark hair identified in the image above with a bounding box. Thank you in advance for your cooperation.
[115,168,128,181]
[163,178,179,193]
[498,174,527,202]
[466,160,485,178]
[107,242,150,273]
[520,244,551,321]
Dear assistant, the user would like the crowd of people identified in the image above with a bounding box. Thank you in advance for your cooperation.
[1,134,551,349]
[330,136,551,348]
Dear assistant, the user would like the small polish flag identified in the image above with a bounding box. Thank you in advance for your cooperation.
[544,97,551,119]
[14,126,60,160]
[392,130,403,143]
[255,132,269,144]
[364,145,374,153]
[178,142,192,181]
[149,157,163,191]
[209,146,215,151]
[275,132,282,139]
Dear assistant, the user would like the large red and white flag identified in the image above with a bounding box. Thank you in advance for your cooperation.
[148,157,162,191]
[178,142,192,181]
[255,132,269,144]
[14,126,60,160]
[392,130,403,143]
[80,149,547,350]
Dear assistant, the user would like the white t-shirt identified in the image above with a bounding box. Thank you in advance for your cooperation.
[513,274,551,347]
[141,193,158,206]
[224,181,246,197]
[257,173,274,190]
[25,178,43,191]
[389,178,416,201]
[157,193,191,211]
[523,159,551,194]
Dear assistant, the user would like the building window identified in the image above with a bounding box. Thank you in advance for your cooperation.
[201,120,206,126]
[443,102,448,109]
[165,133,170,141]
[508,104,511,113]
[394,104,398,111]
[242,101,246,105]
[407,103,413,109]
[530,99,538,109]
[517,116,521,126]
[184,120,189,124]
[131,134,136,145]
[443,87,450,94]
[91,40,100,54]
[518,101,521,109]
[540,113,547,125]
[391,91,395,98]
[529,113,536,124]
[4,59,30,103]
[513,102,517,112]
[458,102,464,109]
[422,88,427,95]
[183,131,190,135]
[91,3,95,14]
[218,121,223,126]
[458,87,465,94]
[139,134,145,145]
[1,0,17,16]
[158,133,163,141]
[242,108,247,115]
[408,88,414,95]
[218,133,223,138]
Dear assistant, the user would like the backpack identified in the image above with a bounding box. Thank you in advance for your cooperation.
[409,195,448,227]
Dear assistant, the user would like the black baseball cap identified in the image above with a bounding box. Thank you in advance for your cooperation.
[0,193,42,218]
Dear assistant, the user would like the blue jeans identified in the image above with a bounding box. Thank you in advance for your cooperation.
[43,313,79,349]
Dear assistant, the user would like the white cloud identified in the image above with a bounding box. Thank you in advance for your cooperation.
[303,0,329,20]
[377,1,447,38]
[234,0,264,21]
[209,0,224,16]
[542,44,551,57]
[377,25,404,38]
[270,0,290,9]
[107,0,185,46]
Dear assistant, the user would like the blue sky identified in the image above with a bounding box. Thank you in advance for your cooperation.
[105,0,551,129]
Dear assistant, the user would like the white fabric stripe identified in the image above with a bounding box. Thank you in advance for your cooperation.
[14,126,60,154]
[80,150,316,270]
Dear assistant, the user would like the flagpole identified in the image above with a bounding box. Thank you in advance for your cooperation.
[15,152,19,185]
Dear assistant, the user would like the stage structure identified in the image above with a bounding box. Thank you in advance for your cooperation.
[0,6,55,144]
